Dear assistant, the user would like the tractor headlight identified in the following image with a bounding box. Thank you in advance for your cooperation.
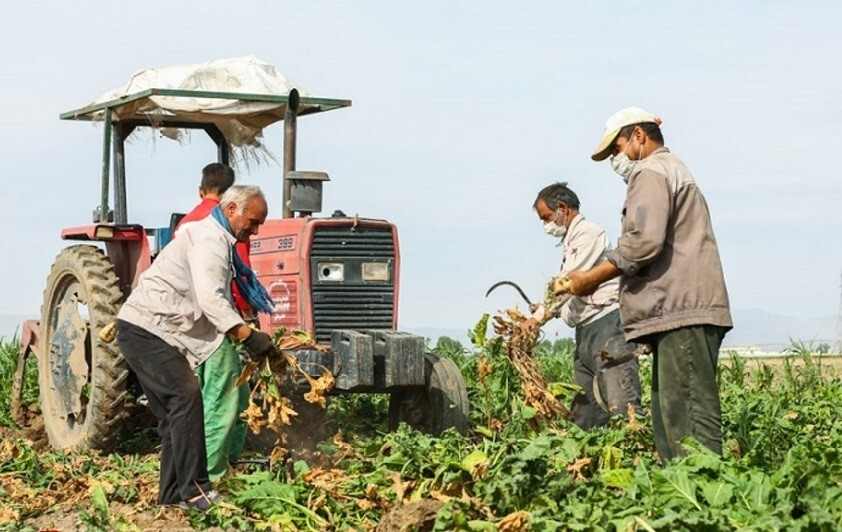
[362,262,390,282]
[95,226,114,239]
[317,262,344,282]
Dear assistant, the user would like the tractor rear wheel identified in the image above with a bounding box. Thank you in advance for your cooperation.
[39,245,127,451]
[388,353,469,435]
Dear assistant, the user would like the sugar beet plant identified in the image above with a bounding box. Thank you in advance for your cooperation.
[189,324,842,530]
[1,323,841,530]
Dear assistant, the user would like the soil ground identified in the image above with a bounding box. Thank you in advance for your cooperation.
[25,504,219,532]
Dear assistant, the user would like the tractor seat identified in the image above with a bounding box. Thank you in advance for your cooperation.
[169,213,186,239]
[166,213,186,246]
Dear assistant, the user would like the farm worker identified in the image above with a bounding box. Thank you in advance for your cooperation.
[116,185,280,510]
[523,182,643,429]
[176,163,252,482]
[567,107,732,461]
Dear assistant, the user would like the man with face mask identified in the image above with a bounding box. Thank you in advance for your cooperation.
[524,182,642,430]
[566,107,732,462]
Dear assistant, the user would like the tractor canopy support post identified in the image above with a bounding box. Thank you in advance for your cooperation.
[112,122,128,224]
[99,109,112,223]
[218,138,230,166]
[282,88,300,219]
[203,124,230,166]
[216,140,229,166]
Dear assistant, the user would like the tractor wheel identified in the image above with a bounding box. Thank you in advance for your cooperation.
[388,353,469,435]
[38,245,127,451]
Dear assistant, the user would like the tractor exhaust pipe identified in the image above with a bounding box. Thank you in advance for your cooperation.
[282,88,300,218]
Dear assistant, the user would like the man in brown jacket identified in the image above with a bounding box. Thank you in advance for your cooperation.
[567,107,732,462]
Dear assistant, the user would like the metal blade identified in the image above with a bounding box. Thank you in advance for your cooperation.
[485,280,534,307]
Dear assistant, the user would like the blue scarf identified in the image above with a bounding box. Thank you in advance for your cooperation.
[210,206,275,315]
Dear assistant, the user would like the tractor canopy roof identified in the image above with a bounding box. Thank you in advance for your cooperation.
[60,56,350,147]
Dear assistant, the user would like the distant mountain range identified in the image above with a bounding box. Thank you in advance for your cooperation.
[724,309,838,351]
[2,309,838,352]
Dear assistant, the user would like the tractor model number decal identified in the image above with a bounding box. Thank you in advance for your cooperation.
[276,236,296,251]
[251,235,296,255]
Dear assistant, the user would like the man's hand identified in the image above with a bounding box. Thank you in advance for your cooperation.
[522,317,541,335]
[567,261,622,297]
[521,304,547,335]
[567,270,600,297]
[242,329,281,361]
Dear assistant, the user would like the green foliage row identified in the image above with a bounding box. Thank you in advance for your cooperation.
[0,334,38,429]
[1,334,841,530]
[207,335,842,530]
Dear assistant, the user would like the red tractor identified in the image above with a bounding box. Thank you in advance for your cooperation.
[11,65,469,451]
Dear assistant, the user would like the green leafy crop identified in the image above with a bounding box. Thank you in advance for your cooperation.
[1,336,841,530]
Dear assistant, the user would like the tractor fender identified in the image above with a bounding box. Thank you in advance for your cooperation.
[60,224,152,290]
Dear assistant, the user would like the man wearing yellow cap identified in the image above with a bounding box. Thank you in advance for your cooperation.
[566,107,732,462]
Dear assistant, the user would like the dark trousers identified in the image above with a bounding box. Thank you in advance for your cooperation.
[649,324,727,462]
[116,320,211,504]
[572,309,642,430]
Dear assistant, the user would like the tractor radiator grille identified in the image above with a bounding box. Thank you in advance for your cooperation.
[310,225,396,343]
[310,226,395,257]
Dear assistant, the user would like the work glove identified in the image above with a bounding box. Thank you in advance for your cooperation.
[242,330,281,361]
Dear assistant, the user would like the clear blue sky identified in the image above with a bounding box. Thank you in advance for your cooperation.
[1,1,840,344]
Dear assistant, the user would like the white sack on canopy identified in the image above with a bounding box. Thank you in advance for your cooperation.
[90,56,307,147]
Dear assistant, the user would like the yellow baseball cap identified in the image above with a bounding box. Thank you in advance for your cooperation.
[591,106,660,161]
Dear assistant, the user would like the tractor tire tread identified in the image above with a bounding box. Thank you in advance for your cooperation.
[39,245,128,452]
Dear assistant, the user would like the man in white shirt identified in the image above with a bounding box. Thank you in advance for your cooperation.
[116,185,279,510]
[525,182,642,429]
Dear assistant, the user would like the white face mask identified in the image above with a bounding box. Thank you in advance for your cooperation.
[610,152,635,184]
[543,210,567,238]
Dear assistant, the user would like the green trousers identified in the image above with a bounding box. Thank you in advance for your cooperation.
[195,339,249,481]
[649,324,727,462]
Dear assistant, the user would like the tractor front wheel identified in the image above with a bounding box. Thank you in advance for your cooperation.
[388,353,469,435]
[38,245,127,451]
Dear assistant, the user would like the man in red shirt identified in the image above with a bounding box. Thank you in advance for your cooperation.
[176,162,252,481]
[178,164,253,317]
